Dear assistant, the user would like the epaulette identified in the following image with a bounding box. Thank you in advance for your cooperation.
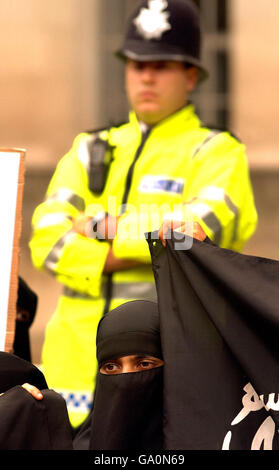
[204,124,242,143]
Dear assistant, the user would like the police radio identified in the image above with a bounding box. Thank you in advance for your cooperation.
[87,136,114,195]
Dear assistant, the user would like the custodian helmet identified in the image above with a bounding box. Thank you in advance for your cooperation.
[116,0,209,82]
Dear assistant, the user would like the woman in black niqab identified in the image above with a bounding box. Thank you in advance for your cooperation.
[75,300,164,450]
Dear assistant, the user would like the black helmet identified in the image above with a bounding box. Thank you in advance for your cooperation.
[116,0,208,82]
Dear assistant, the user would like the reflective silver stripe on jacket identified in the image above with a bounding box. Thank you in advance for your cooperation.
[35,213,73,229]
[46,188,85,212]
[192,130,221,159]
[197,186,239,244]
[224,194,239,244]
[202,212,222,245]
[189,201,222,245]
[44,230,76,272]
[63,281,157,302]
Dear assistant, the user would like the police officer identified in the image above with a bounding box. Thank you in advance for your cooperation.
[29,0,257,429]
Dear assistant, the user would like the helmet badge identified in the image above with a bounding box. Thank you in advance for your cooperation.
[134,0,171,40]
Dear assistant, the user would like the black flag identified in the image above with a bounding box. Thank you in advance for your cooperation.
[148,233,279,450]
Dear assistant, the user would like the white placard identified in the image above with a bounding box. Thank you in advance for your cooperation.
[0,150,25,351]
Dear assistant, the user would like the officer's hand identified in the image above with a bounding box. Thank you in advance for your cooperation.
[72,214,91,236]
[73,214,120,241]
[158,220,207,247]
[22,383,43,400]
[94,215,120,242]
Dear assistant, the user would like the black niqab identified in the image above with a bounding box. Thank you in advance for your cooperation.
[80,300,164,450]
[96,300,163,365]
[90,367,163,450]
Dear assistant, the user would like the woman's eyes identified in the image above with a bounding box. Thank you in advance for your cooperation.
[102,362,119,373]
[100,357,162,374]
[137,360,156,369]
[102,361,153,371]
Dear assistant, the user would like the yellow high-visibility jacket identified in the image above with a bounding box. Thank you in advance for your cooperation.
[29,105,257,427]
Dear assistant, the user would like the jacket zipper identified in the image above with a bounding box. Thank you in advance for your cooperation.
[120,128,151,212]
[103,128,151,315]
